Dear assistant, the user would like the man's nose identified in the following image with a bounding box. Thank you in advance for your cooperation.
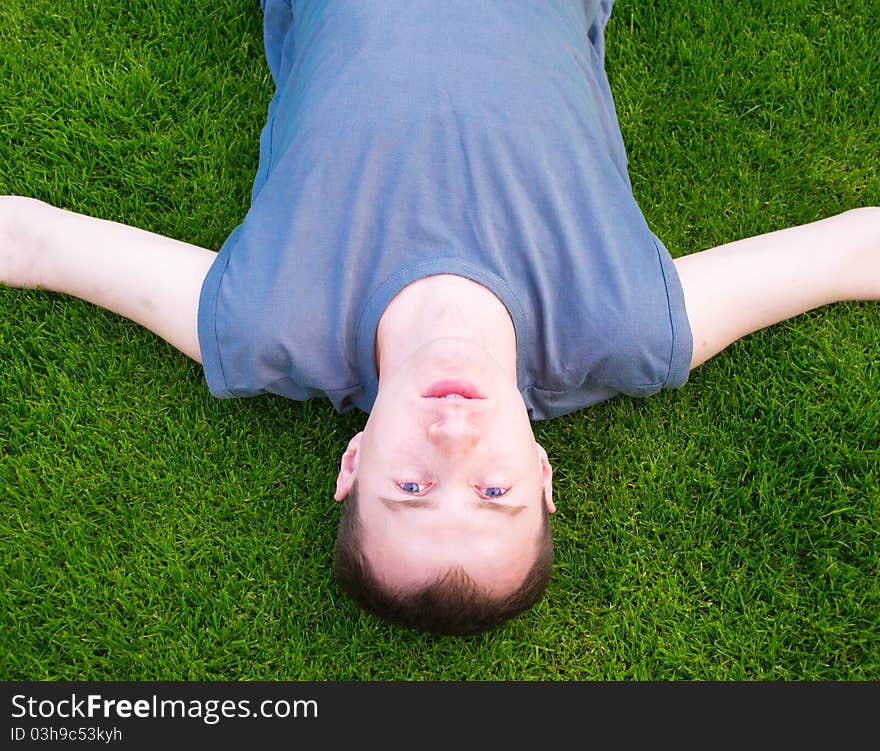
[427,412,480,449]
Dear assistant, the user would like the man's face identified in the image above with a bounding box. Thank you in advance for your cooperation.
[334,338,554,597]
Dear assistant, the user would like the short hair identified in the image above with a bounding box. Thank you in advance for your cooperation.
[334,481,553,636]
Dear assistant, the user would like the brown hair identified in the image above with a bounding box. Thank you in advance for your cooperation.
[334,481,553,636]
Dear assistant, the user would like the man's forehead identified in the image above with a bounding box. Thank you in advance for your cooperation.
[361,517,537,596]
[379,496,528,517]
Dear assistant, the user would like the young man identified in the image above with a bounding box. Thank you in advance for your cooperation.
[2,1,878,635]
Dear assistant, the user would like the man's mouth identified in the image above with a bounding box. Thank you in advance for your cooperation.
[422,379,484,399]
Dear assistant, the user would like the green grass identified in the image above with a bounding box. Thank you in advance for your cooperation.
[1,0,878,680]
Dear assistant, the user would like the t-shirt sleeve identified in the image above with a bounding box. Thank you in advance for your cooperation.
[588,232,694,398]
[520,231,693,422]
[198,225,240,399]
[651,233,693,391]
[196,223,324,402]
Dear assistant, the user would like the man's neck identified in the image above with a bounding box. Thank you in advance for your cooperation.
[374,274,518,383]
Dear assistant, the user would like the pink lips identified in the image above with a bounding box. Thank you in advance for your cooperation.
[423,379,484,399]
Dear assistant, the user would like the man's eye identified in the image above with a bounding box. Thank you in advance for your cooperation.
[481,487,508,498]
[398,482,428,494]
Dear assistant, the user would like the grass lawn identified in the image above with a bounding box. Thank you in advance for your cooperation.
[1,0,877,680]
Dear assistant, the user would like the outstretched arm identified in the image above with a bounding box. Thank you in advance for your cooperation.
[0,196,216,362]
[674,207,880,369]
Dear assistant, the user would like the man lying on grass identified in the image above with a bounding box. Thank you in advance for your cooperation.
[2,0,878,636]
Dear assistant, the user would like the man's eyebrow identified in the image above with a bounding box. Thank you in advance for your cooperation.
[379,497,527,517]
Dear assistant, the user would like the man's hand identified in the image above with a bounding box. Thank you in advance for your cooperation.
[0,196,217,363]
[674,207,880,369]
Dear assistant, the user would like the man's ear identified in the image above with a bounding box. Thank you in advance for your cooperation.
[536,443,555,513]
[334,432,363,501]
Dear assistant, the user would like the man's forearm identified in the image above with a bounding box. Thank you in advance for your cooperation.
[0,196,217,362]
[674,207,880,369]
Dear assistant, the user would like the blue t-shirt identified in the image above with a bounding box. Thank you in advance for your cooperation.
[197,0,693,420]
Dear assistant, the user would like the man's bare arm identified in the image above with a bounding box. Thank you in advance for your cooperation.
[674,207,880,369]
[0,196,217,363]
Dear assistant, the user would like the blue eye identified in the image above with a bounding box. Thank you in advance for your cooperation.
[482,487,507,498]
[399,482,428,494]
